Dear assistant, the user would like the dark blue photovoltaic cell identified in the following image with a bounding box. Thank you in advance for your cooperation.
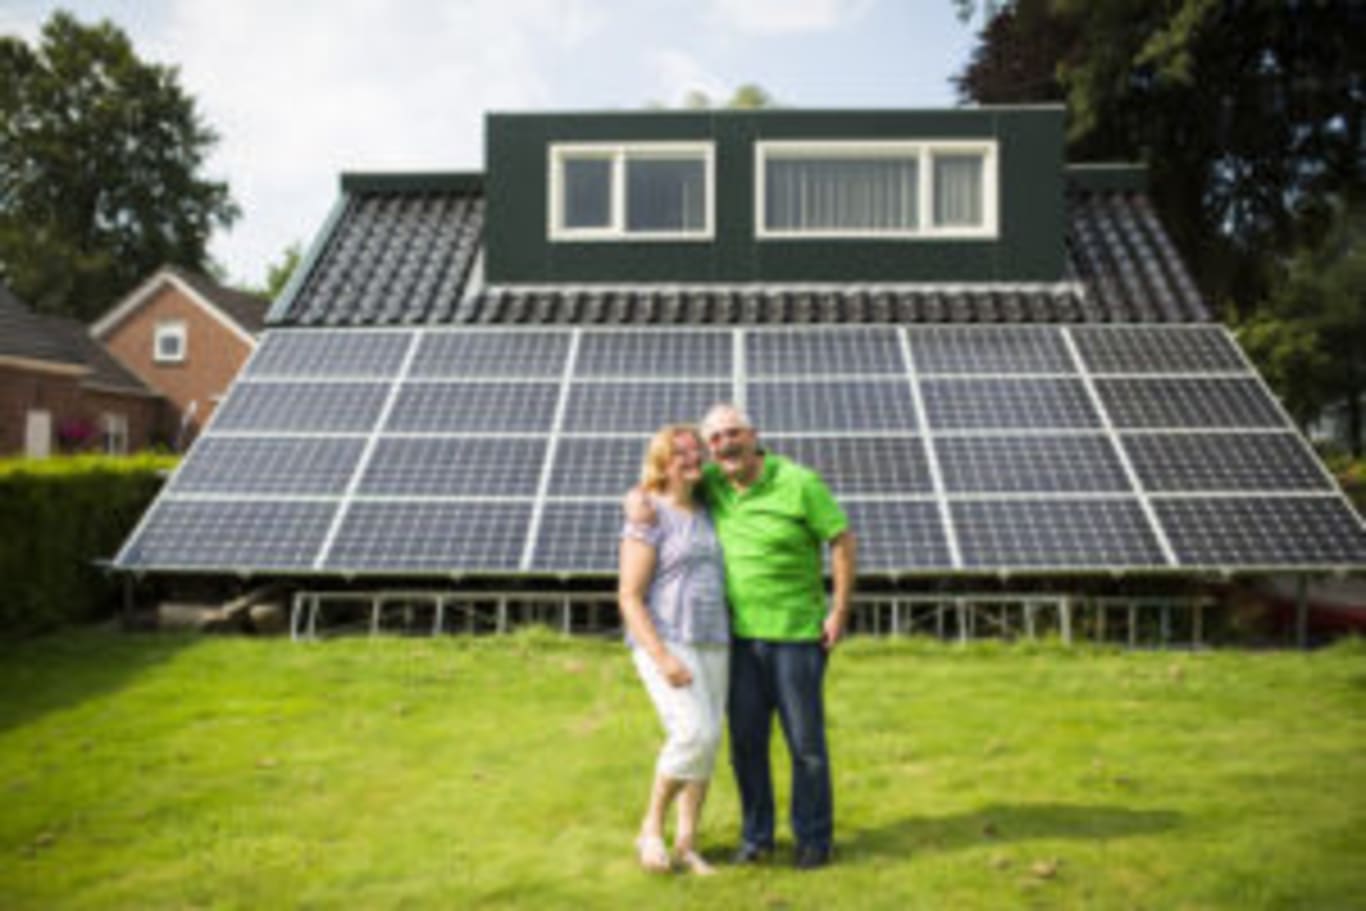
[1154,497,1366,566]
[562,382,731,433]
[529,501,621,571]
[842,500,949,570]
[119,499,337,569]
[766,437,932,495]
[1072,326,1244,374]
[549,437,643,496]
[936,435,1129,493]
[1122,433,1331,492]
[575,331,731,377]
[746,329,903,377]
[359,437,547,496]
[385,383,560,432]
[952,499,1165,568]
[1096,378,1286,429]
[246,330,414,378]
[910,326,1073,374]
[324,501,533,571]
[921,379,1098,430]
[213,382,389,433]
[747,381,917,432]
[170,437,366,495]
[408,332,570,378]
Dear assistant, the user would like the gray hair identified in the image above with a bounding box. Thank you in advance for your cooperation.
[700,402,754,438]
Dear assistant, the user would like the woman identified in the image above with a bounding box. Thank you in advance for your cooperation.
[618,423,730,875]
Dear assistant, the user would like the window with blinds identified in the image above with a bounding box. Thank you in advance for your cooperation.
[757,141,997,239]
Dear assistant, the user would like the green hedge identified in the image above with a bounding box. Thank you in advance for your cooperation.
[0,454,176,635]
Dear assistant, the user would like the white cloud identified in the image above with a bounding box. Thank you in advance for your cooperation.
[705,0,876,34]
[159,0,606,283]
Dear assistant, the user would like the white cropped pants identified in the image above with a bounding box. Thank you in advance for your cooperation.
[632,642,730,781]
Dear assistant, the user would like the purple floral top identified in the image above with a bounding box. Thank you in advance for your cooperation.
[621,495,729,646]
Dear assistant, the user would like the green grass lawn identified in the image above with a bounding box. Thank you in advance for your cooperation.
[2,630,1363,910]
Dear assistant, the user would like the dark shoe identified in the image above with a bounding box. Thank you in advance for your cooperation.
[732,842,773,865]
[794,844,832,870]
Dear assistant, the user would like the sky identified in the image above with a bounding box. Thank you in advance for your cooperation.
[0,0,983,290]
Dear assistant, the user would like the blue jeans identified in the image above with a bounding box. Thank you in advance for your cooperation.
[728,637,832,850]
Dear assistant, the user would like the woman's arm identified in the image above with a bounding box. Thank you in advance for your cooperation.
[618,536,692,687]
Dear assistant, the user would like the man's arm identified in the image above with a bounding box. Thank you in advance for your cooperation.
[822,530,857,651]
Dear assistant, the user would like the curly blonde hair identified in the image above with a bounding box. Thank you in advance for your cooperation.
[639,423,703,493]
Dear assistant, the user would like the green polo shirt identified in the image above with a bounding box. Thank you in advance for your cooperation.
[701,454,848,641]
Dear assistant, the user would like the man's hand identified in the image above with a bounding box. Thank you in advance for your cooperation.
[623,486,658,525]
[657,651,693,687]
[821,609,849,652]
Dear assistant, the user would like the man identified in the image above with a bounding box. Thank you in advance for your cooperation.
[628,403,857,869]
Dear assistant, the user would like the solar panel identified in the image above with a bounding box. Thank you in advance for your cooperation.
[952,499,1165,568]
[1123,433,1331,492]
[549,437,644,496]
[1154,497,1366,566]
[936,435,1129,494]
[921,379,1099,430]
[576,331,731,377]
[529,501,621,571]
[766,437,932,495]
[1096,378,1287,429]
[1072,326,1245,374]
[747,380,918,432]
[170,437,366,495]
[384,383,561,433]
[324,501,533,571]
[116,324,1365,576]
[841,500,950,570]
[746,328,904,376]
[359,437,547,496]
[121,499,337,569]
[562,381,731,433]
[213,382,390,433]
[408,332,570,378]
[910,326,1073,374]
[245,330,414,378]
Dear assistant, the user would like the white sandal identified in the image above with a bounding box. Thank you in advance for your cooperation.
[636,834,671,873]
[676,848,717,876]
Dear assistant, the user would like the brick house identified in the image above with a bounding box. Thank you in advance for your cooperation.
[91,266,269,447]
[1,280,164,456]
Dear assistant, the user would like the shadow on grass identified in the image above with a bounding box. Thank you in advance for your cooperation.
[841,803,1182,861]
[0,630,198,735]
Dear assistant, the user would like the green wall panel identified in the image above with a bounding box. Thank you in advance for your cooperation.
[484,108,1065,285]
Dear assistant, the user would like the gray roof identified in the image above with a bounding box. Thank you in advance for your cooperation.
[0,279,157,395]
[0,280,86,366]
[272,177,1208,328]
[166,267,270,335]
[42,315,155,394]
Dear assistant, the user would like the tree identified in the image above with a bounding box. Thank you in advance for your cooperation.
[0,11,239,320]
[1241,205,1366,455]
[954,0,1365,319]
[647,83,778,110]
[259,241,303,301]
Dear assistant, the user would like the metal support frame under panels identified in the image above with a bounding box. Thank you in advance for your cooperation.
[289,588,1216,648]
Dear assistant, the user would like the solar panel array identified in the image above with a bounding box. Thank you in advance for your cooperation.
[117,325,1366,575]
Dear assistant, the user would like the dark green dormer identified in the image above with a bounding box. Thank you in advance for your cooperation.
[484,107,1066,285]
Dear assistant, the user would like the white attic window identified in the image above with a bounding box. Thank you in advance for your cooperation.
[549,142,714,242]
[154,320,187,363]
[756,140,998,240]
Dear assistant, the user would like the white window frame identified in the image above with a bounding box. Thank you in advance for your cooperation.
[101,412,129,455]
[548,142,715,242]
[754,139,999,240]
[153,320,187,364]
